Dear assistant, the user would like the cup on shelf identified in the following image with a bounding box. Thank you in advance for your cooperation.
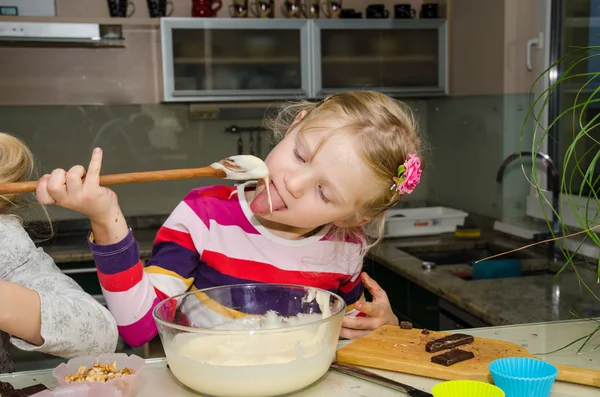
[366,4,389,19]
[250,0,274,18]
[321,0,342,19]
[192,0,223,17]
[420,3,439,18]
[282,0,305,18]
[394,3,415,19]
[306,0,320,18]
[229,0,249,17]
[339,8,361,18]
[147,0,174,17]
[107,0,135,17]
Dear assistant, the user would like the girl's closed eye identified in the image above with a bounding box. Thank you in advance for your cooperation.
[293,147,305,163]
[318,185,330,203]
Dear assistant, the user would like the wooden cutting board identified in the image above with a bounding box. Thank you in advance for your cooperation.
[336,325,600,387]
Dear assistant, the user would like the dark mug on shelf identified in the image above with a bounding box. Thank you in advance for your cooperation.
[394,4,415,19]
[147,0,174,17]
[340,8,361,18]
[250,0,274,18]
[420,3,439,18]
[366,4,389,19]
[107,0,135,17]
[192,0,223,17]
[282,0,304,18]
[229,0,248,17]
[321,0,341,19]
[306,0,320,18]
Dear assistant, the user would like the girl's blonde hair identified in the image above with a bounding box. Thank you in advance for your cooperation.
[265,91,424,255]
[0,132,35,215]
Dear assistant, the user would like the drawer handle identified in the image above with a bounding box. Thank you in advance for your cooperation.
[62,268,97,275]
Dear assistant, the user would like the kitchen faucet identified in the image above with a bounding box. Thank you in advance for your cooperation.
[496,151,561,262]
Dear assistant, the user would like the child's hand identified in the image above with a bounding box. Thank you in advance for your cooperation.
[340,272,399,339]
[36,148,118,225]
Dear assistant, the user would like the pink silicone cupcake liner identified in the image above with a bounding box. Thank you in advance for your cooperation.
[32,383,122,397]
[52,353,145,397]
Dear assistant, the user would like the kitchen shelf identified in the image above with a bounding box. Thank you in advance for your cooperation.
[0,20,127,48]
[322,55,436,63]
[0,37,124,47]
[565,17,600,28]
[174,56,300,64]
[563,85,600,95]
[0,16,160,26]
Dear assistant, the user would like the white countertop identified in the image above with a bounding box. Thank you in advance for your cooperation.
[2,319,599,396]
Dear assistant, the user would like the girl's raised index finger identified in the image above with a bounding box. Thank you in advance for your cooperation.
[85,148,103,187]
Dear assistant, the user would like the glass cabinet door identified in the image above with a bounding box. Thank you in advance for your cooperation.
[312,20,447,97]
[161,19,310,102]
[552,2,600,197]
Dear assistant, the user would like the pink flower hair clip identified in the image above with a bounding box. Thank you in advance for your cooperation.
[391,153,422,195]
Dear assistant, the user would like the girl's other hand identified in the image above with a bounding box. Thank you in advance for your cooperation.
[340,272,399,339]
[36,148,118,225]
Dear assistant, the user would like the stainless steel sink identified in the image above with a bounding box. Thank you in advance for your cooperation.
[451,268,555,281]
[402,246,525,266]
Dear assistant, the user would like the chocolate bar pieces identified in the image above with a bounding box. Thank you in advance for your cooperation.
[431,349,475,367]
[0,381,15,392]
[425,333,474,353]
[0,382,48,397]
[21,384,49,395]
[400,321,413,329]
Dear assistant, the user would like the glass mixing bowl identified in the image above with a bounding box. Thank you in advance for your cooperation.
[153,283,346,397]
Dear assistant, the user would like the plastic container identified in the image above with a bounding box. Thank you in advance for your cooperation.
[153,284,346,397]
[489,357,558,397]
[432,380,505,397]
[380,207,468,238]
[33,383,122,397]
[52,354,145,397]
[472,259,522,280]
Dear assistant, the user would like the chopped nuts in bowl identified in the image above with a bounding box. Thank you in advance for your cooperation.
[52,354,145,397]
[64,361,135,383]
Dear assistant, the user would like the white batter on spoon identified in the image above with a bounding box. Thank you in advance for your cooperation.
[165,288,339,397]
[210,155,273,214]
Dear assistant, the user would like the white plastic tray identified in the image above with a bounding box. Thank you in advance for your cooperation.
[380,207,468,237]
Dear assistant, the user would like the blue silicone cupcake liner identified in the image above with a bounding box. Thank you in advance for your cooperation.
[489,357,558,397]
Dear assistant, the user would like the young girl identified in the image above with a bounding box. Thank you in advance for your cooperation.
[36,91,423,345]
[0,133,119,373]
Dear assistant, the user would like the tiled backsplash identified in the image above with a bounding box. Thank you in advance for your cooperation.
[1,100,429,221]
[426,93,533,219]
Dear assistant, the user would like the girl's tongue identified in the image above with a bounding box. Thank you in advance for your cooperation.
[250,181,286,214]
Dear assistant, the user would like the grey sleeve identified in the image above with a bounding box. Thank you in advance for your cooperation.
[0,218,119,358]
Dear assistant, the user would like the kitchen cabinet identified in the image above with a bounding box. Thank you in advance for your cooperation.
[160,18,448,102]
[312,20,447,97]
[365,256,440,330]
[161,18,311,102]
[365,256,490,331]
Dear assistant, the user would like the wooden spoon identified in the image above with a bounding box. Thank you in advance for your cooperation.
[0,155,268,195]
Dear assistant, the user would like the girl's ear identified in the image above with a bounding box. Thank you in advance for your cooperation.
[293,110,308,125]
[286,110,308,135]
[333,215,371,228]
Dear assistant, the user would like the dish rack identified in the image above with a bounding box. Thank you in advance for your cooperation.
[379,207,468,238]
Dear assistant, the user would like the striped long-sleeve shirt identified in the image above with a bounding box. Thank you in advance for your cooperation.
[89,182,365,347]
